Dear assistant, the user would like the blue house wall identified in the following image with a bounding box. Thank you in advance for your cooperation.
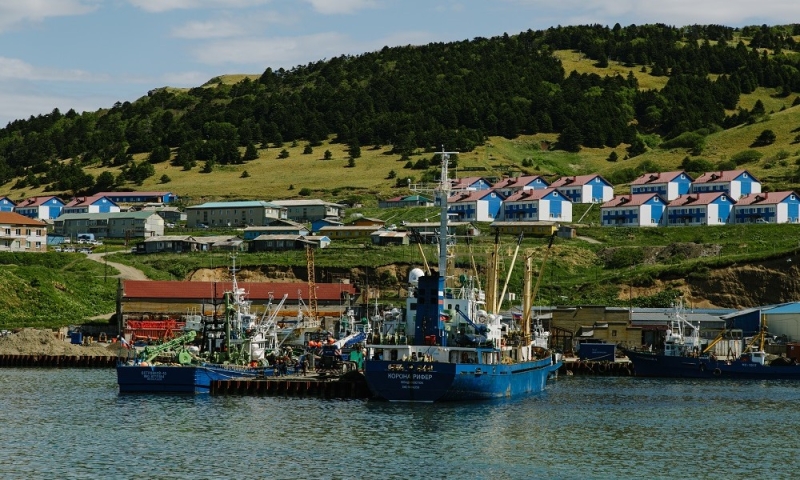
[714,197,732,223]
[736,174,757,196]
[0,198,14,212]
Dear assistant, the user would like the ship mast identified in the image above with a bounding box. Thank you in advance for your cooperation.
[436,147,458,281]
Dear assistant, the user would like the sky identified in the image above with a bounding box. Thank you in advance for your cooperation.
[1,0,799,127]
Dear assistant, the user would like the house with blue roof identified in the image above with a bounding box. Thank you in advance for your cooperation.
[630,171,693,201]
[14,196,65,220]
[732,191,800,224]
[550,174,614,204]
[492,175,550,198]
[0,196,15,213]
[62,195,120,215]
[665,192,736,226]
[185,200,287,228]
[448,190,504,222]
[311,217,343,233]
[691,170,760,199]
[500,188,572,222]
[600,193,667,227]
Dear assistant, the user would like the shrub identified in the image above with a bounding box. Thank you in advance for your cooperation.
[730,149,763,165]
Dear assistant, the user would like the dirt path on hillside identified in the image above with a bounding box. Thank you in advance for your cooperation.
[86,252,149,281]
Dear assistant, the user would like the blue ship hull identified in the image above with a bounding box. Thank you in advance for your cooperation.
[364,357,561,402]
[116,363,262,394]
[622,348,800,379]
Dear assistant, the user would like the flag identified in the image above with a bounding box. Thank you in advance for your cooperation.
[119,336,131,349]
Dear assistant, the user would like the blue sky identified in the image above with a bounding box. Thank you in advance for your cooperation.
[1,0,797,127]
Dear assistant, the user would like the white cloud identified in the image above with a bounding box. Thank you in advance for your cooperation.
[0,0,99,32]
[0,57,100,82]
[127,0,271,13]
[171,11,288,39]
[303,0,378,15]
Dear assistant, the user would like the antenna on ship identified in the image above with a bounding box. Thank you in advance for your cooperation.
[436,145,458,280]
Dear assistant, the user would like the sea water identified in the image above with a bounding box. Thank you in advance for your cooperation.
[0,369,796,479]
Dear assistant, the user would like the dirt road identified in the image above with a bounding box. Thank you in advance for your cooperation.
[86,252,149,281]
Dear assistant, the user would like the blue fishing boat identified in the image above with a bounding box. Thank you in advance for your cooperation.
[364,148,561,402]
[621,301,800,379]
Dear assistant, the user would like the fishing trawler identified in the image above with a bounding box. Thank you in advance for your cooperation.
[116,257,278,393]
[621,301,800,379]
[363,148,561,402]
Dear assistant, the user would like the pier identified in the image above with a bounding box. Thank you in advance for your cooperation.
[0,354,119,368]
[210,374,371,399]
[560,358,633,376]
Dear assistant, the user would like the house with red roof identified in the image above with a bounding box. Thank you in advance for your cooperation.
[500,188,572,222]
[601,193,667,227]
[450,176,493,192]
[448,190,504,222]
[733,191,800,224]
[665,192,736,226]
[492,175,550,198]
[630,171,693,201]
[691,170,760,199]
[0,212,47,252]
[14,195,65,220]
[550,174,614,204]
[63,195,121,215]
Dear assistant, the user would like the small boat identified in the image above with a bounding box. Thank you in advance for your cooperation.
[363,148,561,402]
[621,301,800,379]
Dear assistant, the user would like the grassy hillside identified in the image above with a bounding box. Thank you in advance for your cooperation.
[0,253,118,328]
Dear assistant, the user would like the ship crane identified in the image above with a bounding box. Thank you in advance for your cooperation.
[306,245,318,321]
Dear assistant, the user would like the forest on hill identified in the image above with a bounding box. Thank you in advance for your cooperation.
[2,24,800,200]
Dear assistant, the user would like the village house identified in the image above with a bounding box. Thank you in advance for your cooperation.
[491,175,550,198]
[249,234,330,252]
[350,217,386,228]
[550,174,614,204]
[448,190,504,222]
[600,193,667,227]
[0,196,15,213]
[371,230,410,246]
[242,220,309,240]
[378,195,433,208]
[317,225,381,240]
[14,196,65,220]
[311,217,343,233]
[0,212,48,252]
[271,199,345,222]
[691,170,761,199]
[62,195,121,215]
[54,211,164,239]
[185,200,287,228]
[732,191,800,224]
[629,171,693,201]
[94,191,178,205]
[488,221,558,237]
[665,192,736,226]
[500,188,572,222]
[450,176,493,192]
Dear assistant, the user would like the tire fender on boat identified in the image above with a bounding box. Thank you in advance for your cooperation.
[713,368,721,376]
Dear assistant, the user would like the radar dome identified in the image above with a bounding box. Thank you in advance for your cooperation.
[408,268,425,285]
